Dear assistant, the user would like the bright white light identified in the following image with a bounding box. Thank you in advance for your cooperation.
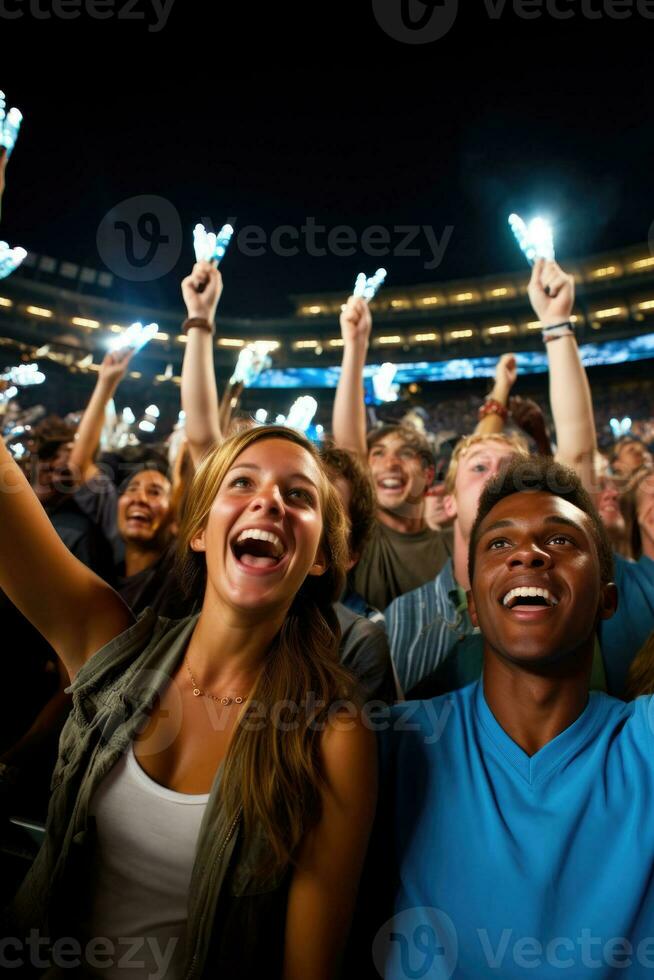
[0,385,18,402]
[11,442,26,458]
[193,222,235,265]
[316,424,324,434]
[255,408,268,423]
[138,419,156,433]
[353,268,387,302]
[286,396,318,432]
[373,362,399,403]
[145,404,160,419]
[0,242,27,280]
[275,414,286,425]
[122,407,136,425]
[230,344,274,387]
[1,363,45,386]
[177,410,186,423]
[108,321,158,354]
[508,213,555,265]
[0,92,23,158]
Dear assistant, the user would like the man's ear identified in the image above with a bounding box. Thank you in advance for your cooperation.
[308,544,329,577]
[190,528,206,553]
[598,582,618,621]
[467,589,479,628]
[444,493,457,521]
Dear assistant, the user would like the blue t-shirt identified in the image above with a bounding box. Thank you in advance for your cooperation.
[600,554,654,697]
[375,683,654,979]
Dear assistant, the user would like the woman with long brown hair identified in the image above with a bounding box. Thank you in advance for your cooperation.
[1,424,377,979]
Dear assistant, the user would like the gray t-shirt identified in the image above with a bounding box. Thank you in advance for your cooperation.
[353,520,451,613]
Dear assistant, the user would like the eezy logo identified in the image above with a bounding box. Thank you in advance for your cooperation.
[372,0,459,42]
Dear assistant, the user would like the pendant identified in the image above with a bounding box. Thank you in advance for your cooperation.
[193,688,201,697]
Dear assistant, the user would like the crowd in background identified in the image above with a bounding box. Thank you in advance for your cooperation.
[3,122,654,978]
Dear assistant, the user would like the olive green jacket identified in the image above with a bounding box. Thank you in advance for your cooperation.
[8,609,289,978]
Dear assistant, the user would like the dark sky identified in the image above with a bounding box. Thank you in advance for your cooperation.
[2,4,652,316]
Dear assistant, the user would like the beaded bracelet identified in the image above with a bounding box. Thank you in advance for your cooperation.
[478,398,509,422]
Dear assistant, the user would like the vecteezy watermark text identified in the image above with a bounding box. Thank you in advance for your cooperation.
[373,0,654,44]
[0,932,177,978]
[0,0,175,32]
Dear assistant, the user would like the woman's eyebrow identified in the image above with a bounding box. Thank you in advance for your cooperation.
[229,462,319,490]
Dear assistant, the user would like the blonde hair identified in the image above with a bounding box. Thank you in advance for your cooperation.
[177,425,356,881]
[444,432,529,495]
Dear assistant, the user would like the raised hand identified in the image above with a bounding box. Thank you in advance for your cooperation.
[98,348,135,389]
[494,353,518,400]
[181,261,223,324]
[340,296,372,347]
[528,258,575,327]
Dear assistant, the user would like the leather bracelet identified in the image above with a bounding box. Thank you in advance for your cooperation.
[182,317,214,335]
[478,398,509,422]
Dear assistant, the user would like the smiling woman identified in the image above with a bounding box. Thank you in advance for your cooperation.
[0,425,377,979]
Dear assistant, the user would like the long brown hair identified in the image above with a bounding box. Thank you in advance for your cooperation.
[177,426,357,880]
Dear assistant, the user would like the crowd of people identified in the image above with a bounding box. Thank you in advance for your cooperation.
[2,134,654,978]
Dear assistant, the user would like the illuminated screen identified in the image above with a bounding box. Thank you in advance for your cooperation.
[251,331,654,399]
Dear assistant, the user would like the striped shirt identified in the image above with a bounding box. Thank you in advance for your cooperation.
[385,558,478,695]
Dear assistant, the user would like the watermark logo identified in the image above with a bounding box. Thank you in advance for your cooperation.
[0,0,176,32]
[373,0,654,43]
[96,195,181,282]
[372,907,458,978]
[372,0,459,42]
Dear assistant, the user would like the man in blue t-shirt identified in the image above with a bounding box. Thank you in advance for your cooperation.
[356,457,654,980]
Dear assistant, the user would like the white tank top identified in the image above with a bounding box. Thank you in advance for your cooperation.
[84,742,210,979]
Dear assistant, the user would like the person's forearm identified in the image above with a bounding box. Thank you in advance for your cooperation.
[332,342,368,457]
[181,328,222,467]
[547,334,597,486]
[474,380,510,436]
[69,376,117,481]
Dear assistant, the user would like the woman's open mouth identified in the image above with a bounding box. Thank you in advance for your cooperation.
[231,528,287,571]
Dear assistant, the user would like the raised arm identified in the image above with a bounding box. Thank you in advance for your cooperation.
[283,714,377,980]
[68,349,134,483]
[0,440,132,678]
[332,297,372,459]
[475,353,518,436]
[180,262,224,468]
[528,258,596,490]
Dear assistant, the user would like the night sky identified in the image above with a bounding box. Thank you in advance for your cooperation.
[1,6,651,317]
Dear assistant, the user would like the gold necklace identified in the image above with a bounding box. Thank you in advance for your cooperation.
[185,659,246,706]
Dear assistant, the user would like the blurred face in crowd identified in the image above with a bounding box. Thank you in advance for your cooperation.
[424,483,449,530]
[118,469,174,551]
[636,472,654,557]
[613,440,652,477]
[33,441,75,504]
[468,491,616,667]
[597,477,625,533]
[368,433,433,519]
[445,441,517,541]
